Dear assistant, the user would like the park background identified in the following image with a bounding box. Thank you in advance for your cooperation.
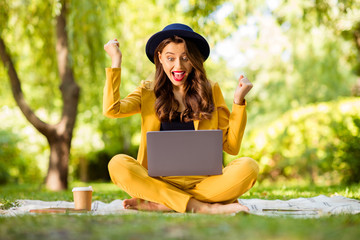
[1,1,360,239]
[1,0,360,190]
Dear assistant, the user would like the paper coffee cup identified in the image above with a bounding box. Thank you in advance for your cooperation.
[72,186,93,211]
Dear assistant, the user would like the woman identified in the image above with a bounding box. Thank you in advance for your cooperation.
[103,23,259,214]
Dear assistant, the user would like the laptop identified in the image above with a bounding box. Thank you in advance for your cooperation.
[146,130,223,177]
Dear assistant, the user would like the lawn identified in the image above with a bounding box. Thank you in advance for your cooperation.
[1,181,359,240]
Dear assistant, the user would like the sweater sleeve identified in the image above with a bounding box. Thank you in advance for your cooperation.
[103,68,141,118]
[213,82,247,155]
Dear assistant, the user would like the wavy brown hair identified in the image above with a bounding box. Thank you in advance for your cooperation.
[153,36,214,122]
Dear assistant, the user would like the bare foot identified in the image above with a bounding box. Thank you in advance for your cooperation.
[203,203,249,215]
[186,198,249,215]
[123,198,173,212]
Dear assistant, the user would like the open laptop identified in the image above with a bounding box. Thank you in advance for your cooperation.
[146,130,223,177]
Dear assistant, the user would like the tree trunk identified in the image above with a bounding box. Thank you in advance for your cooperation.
[0,0,79,191]
[43,0,80,191]
[46,134,71,190]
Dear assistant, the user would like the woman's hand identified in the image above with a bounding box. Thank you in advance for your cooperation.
[104,39,122,68]
[234,75,253,105]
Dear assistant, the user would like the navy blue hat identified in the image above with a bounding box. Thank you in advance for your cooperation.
[145,23,210,64]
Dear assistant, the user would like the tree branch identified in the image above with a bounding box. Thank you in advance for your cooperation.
[0,37,51,136]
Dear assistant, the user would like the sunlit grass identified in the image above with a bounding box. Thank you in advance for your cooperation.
[1,181,359,206]
[241,181,360,200]
[1,182,360,240]
[0,181,130,204]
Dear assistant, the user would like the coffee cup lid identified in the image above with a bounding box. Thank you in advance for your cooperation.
[72,186,93,192]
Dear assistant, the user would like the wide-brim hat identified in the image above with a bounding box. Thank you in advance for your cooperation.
[145,23,210,64]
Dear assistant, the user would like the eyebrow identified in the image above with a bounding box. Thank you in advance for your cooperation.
[165,52,186,55]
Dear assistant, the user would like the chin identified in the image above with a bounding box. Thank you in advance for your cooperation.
[172,77,187,85]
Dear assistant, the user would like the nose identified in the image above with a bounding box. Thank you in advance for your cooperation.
[174,58,184,69]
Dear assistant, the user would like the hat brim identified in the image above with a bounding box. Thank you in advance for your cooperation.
[145,29,210,63]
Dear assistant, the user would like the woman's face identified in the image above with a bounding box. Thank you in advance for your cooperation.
[158,42,193,91]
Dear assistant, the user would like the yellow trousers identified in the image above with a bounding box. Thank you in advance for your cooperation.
[108,154,259,213]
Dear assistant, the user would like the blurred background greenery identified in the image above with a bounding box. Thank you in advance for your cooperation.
[0,0,359,187]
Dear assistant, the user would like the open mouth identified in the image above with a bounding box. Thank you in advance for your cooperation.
[172,71,186,82]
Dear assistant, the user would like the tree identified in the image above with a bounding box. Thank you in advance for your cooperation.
[274,0,360,95]
[0,0,79,191]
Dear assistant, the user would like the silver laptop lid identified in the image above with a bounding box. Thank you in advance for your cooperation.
[147,130,223,176]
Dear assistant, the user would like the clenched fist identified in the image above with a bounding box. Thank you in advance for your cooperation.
[234,75,253,105]
[104,39,122,68]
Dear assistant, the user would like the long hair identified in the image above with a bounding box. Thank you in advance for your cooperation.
[153,36,214,122]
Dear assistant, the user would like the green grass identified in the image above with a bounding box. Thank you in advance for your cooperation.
[1,182,360,240]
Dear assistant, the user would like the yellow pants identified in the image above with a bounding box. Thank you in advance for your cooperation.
[108,154,259,213]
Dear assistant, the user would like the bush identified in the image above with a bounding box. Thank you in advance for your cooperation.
[0,161,10,184]
[238,98,360,184]
[0,130,42,184]
[329,118,360,184]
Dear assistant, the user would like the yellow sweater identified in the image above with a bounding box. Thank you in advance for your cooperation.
[103,68,247,169]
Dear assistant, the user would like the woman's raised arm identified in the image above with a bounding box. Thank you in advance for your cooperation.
[104,38,122,68]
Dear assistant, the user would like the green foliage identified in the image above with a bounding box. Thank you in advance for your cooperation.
[1,0,360,184]
[0,131,17,184]
[0,129,42,184]
[227,6,357,129]
[238,98,360,184]
[329,117,360,184]
[0,199,19,210]
[1,0,60,114]
[0,162,10,185]
[0,106,47,183]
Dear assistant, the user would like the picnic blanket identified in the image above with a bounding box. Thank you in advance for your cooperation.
[1,195,359,218]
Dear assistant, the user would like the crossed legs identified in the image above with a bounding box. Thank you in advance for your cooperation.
[108,154,259,214]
